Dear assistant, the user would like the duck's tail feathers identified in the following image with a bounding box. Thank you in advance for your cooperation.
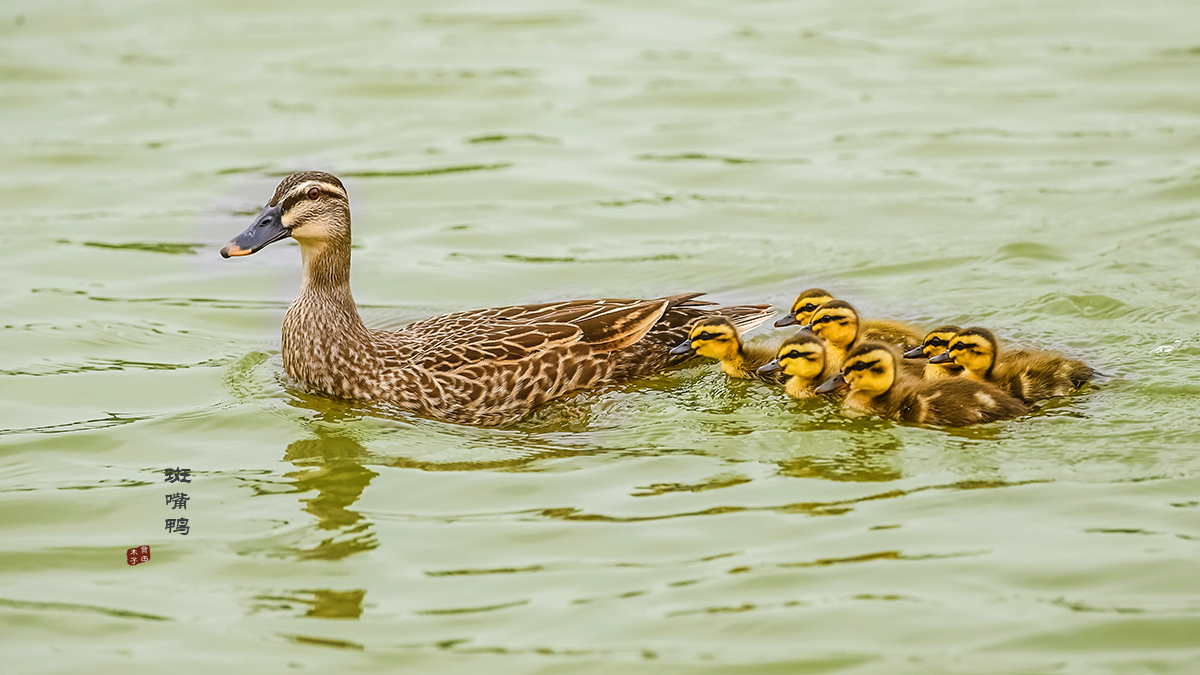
[718,304,776,336]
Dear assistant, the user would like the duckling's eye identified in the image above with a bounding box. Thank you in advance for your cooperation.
[799,303,817,313]
[784,350,801,360]
[694,331,718,341]
[307,187,321,200]
[929,338,947,347]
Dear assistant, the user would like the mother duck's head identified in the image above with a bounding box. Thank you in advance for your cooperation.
[221,171,350,259]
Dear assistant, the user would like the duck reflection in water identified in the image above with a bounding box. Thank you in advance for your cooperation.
[775,416,904,483]
[283,428,380,562]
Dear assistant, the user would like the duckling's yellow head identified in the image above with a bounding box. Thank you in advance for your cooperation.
[805,300,860,349]
[932,327,998,377]
[903,325,962,360]
[672,316,741,361]
[221,171,350,259]
[839,342,899,396]
[759,332,827,384]
[774,288,835,327]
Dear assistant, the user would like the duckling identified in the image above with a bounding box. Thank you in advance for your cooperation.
[815,342,1028,426]
[756,332,833,398]
[775,288,922,350]
[903,325,964,380]
[219,171,777,427]
[928,327,1092,403]
[670,316,781,381]
[803,300,924,378]
[802,300,860,373]
[775,288,836,328]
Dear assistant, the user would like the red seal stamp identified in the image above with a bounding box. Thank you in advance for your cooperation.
[127,545,151,566]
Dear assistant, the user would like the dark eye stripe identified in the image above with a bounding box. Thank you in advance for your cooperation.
[280,184,346,212]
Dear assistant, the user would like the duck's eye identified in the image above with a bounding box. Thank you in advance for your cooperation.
[799,303,816,312]
[307,187,321,200]
[930,338,946,347]
[784,350,801,360]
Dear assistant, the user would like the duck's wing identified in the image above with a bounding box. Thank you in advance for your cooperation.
[391,297,675,373]
[374,298,679,425]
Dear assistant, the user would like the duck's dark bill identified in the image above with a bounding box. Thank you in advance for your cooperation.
[815,373,848,394]
[902,346,927,359]
[773,314,798,327]
[220,204,288,258]
[669,341,695,356]
[757,359,783,375]
[927,352,952,364]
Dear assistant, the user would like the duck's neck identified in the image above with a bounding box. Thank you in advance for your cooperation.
[925,363,961,380]
[296,239,359,312]
[785,376,815,398]
[825,344,848,373]
[718,341,751,378]
[963,366,987,382]
[282,239,378,399]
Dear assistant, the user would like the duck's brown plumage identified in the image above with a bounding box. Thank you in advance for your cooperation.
[223,171,773,427]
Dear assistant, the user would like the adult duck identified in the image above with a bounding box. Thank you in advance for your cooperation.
[220,171,773,426]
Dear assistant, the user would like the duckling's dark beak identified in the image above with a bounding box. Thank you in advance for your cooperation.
[220,204,289,258]
[669,340,695,356]
[927,352,952,364]
[774,313,798,328]
[814,373,847,394]
[757,359,783,375]
[903,346,927,359]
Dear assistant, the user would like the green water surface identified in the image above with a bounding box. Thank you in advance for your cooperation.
[3,1,1200,673]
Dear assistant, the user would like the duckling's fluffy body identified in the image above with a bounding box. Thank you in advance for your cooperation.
[825,342,1028,426]
[223,172,774,426]
[934,327,1092,403]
